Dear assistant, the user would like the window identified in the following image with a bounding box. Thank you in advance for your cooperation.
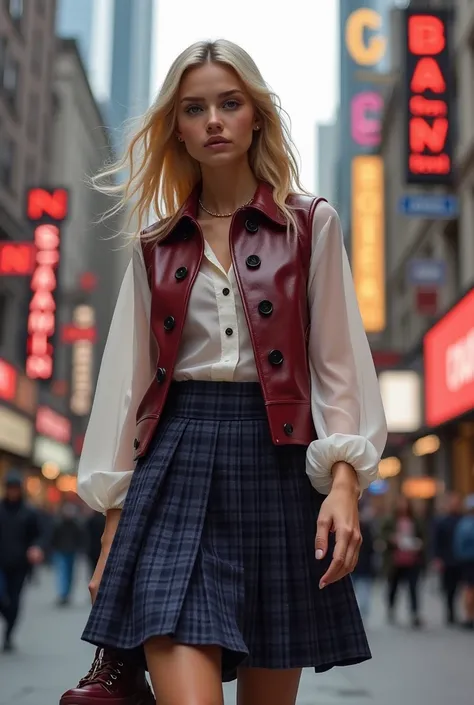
[2,51,19,114]
[0,136,16,191]
[31,29,42,76]
[0,37,6,77]
[24,155,36,188]
[0,290,9,347]
[8,0,23,22]
[27,93,38,141]
[8,0,23,32]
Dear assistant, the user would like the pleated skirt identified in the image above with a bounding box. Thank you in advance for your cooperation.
[82,381,370,682]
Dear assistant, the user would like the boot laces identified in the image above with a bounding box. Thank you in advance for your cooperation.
[78,649,124,690]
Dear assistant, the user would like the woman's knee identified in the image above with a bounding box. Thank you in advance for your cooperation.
[144,637,223,705]
[237,667,302,705]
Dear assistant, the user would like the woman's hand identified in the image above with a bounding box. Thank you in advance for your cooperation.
[315,462,361,589]
[88,509,122,604]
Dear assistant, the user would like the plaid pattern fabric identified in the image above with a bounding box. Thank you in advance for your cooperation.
[82,381,370,681]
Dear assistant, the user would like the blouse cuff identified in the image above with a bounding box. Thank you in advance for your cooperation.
[77,470,134,514]
[305,433,380,495]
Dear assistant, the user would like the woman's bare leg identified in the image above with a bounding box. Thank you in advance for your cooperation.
[237,667,302,705]
[144,636,224,705]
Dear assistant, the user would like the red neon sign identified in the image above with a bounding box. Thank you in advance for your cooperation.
[0,359,17,401]
[0,243,37,276]
[25,188,69,380]
[405,11,452,184]
[61,324,97,344]
[36,405,72,444]
[26,188,69,222]
[424,288,474,427]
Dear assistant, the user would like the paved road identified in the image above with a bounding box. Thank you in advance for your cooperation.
[0,564,472,705]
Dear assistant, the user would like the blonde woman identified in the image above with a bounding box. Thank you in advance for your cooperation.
[61,40,387,705]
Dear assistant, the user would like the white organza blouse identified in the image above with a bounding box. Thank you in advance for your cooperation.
[77,201,387,513]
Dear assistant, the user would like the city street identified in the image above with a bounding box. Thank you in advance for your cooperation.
[0,564,472,705]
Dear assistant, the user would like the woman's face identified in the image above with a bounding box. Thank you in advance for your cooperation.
[176,62,259,169]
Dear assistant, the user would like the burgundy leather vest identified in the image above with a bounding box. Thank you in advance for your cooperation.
[133,181,326,461]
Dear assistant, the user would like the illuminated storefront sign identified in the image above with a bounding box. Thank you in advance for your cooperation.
[424,288,474,427]
[33,435,75,474]
[351,155,385,333]
[0,358,17,401]
[69,305,95,416]
[342,2,390,333]
[345,5,388,148]
[25,188,69,380]
[378,370,422,433]
[36,406,72,444]
[404,10,453,184]
[0,242,36,276]
[0,407,33,457]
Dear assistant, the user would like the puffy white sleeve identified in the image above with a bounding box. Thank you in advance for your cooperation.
[77,242,157,512]
[305,202,387,495]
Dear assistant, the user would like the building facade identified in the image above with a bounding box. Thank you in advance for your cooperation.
[378,1,474,499]
[49,38,127,462]
[0,0,59,482]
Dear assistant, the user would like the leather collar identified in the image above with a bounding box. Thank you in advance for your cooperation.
[147,180,287,241]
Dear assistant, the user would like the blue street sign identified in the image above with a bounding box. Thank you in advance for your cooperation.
[398,194,459,218]
[407,259,446,286]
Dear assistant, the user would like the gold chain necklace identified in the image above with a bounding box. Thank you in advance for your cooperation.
[198,197,253,218]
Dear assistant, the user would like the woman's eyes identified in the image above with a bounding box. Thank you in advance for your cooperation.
[185,100,241,115]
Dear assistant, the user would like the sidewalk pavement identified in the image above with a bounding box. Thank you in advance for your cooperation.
[0,564,472,705]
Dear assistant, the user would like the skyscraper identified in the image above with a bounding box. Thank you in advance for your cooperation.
[56,0,154,139]
[109,0,154,134]
[55,0,95,75]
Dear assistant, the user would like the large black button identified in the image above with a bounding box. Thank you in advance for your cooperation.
[175,266,188,281]
[164,316,175,331]
[225,328,233,336]
[268,349,284,366]
[246,255,261,269]
[245,219,259,234]
[283,423,294,436]
[133,438,139,449]
[156,367,167,383]
[222,287,230,296]
[258,300,273,316]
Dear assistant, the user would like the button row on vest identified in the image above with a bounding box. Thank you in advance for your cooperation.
[175,266,188,280]
[156,367,166,383]
[245,219,259,234]
[268,349,284,365]
[246,255,261,269]
[164,316,175,331]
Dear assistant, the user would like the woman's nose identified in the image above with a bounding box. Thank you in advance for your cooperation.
[206,108,223,132]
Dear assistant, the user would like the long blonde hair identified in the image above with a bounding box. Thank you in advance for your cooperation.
[93,39,308,240]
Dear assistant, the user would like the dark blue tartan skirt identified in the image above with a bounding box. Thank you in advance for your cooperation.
[82,381,370,682]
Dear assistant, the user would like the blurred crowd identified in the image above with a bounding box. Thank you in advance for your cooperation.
[1,471,473,654]
[0,471,104,652]
[354,492,474,630]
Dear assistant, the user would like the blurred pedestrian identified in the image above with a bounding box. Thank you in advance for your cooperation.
[50,501,84,606]
[0,471,45,651]
[60,38,387,705]
[83,510,106,578]
[432,491,463,625]
[453,494,474,630]
[382,496,424,628]
[352,504,376,621]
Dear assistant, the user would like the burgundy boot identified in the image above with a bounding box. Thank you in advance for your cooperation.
[60,648,155,705]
